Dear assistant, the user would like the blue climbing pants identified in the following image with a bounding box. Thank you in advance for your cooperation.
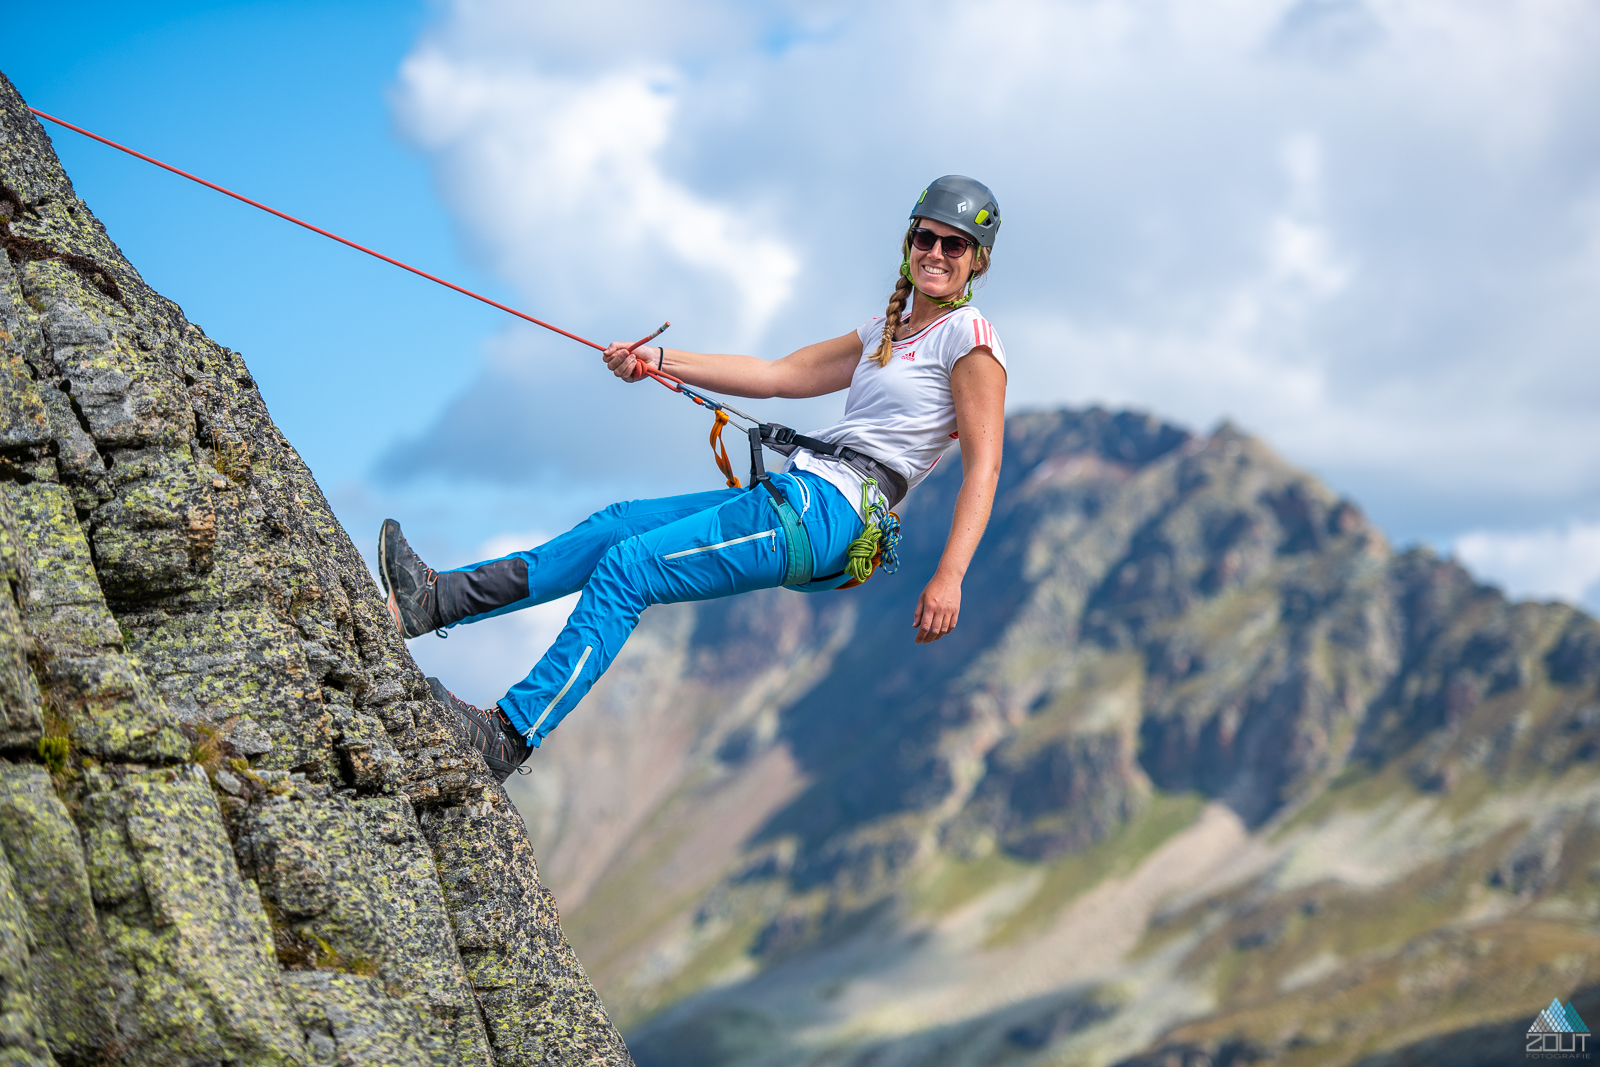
[439,471,863,746]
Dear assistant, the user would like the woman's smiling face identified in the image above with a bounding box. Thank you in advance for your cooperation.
[907,218,976,302]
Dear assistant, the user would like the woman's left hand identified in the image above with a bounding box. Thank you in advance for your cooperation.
[913,570,962,643]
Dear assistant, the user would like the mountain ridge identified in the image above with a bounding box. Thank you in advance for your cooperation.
[508,406,1600,1066]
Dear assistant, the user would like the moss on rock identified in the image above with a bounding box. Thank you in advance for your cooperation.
[0,826,57,1067]
[0,761,114,1058]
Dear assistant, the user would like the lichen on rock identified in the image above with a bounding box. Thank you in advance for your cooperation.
[0,69,631,1065]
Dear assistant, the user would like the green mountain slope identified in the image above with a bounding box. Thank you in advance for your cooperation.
[509,408,1600,1067]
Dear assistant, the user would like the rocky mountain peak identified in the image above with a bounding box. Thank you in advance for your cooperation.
[514,401,1600,1067]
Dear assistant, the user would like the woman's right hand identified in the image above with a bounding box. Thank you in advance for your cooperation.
[603,342,651,382]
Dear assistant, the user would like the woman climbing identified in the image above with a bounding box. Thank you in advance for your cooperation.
[378,176,1008,782]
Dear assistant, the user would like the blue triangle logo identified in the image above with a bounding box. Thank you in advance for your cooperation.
[1530,997,1591,1035]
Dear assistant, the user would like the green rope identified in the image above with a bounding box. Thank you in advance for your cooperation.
[845,527,880,583]
[844,480,902,584]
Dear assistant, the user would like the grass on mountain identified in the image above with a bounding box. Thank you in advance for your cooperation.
[1185,820,1525,1004]
[1003,651,1145,758]
[1139,786,1600,1062]
[1271,758,1408,843]
[623,910,774,1031]
[1161,918,1600,1067]
[909,792,1204,942]
[911,845,1036,920]
[1273,675,1595,853]
[983,791,1205,948]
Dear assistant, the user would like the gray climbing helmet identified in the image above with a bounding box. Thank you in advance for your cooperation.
[911,175,1001,248]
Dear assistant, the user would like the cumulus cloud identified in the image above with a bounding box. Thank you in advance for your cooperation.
[1455,522,1600,611]
[1012,129,1351,460]
[395,27,798,348]
[385,0,1600,569]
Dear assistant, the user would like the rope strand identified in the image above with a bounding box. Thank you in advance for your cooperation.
[27,108,778,480]
[27,106,682,366]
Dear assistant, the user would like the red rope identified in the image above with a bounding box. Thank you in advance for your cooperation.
[26,105,677,371]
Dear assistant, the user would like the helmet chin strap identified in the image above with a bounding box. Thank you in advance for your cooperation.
[900,257,975,310]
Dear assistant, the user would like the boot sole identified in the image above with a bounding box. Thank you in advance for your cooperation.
[378,519,398,597]
[378,520,421,637]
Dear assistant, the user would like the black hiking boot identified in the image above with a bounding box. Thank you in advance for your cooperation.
[378,519,444,638]
[428,677,533,782]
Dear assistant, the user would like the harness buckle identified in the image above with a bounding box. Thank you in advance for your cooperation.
[765,424,796,447]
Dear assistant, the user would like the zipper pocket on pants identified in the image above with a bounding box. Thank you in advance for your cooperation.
[662,529,776,561]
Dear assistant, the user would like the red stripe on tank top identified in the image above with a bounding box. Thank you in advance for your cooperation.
[894,310,958,347]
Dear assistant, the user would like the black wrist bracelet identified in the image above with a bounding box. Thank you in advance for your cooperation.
[656,346,665,370]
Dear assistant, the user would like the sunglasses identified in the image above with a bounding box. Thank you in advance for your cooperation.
[909,227,973,258]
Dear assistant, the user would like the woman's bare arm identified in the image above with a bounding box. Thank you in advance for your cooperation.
[912,347,1006,644]
[602,332,861,400]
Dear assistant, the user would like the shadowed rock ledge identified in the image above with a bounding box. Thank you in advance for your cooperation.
[0,72,632,1066]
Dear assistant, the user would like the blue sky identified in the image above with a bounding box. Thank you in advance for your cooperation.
[7,1,1600,695]
[5,2,479,477]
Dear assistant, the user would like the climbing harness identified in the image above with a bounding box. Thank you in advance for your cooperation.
[751,424,908,509]
[29,107,910,589]
[742,424,903,591]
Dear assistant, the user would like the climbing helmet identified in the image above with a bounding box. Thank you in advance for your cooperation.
[911,175,1000,249]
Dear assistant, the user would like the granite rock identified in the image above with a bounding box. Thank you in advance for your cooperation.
[0,842,54,1067]
[0,69,630,1065]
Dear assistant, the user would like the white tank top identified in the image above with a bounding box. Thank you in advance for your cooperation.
[787,305,1007,517]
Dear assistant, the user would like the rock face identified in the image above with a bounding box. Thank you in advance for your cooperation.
[0,73,631,1065]
[511,408,1600,1065]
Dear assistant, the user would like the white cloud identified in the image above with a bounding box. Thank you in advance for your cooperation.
[1454,521,1600,609]
[1270,134,1349,297]
[387,0,1600,547]
[395,42,798,347]
[1006,131,1349,464]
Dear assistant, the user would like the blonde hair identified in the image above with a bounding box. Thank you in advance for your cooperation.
[871,227,992,367]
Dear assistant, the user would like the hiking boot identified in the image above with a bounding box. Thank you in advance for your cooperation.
[428,677,532,782]
[378,519,444,638]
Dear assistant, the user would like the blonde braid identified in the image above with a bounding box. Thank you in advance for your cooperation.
[876,231,915,367]
[873,267,915,368]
